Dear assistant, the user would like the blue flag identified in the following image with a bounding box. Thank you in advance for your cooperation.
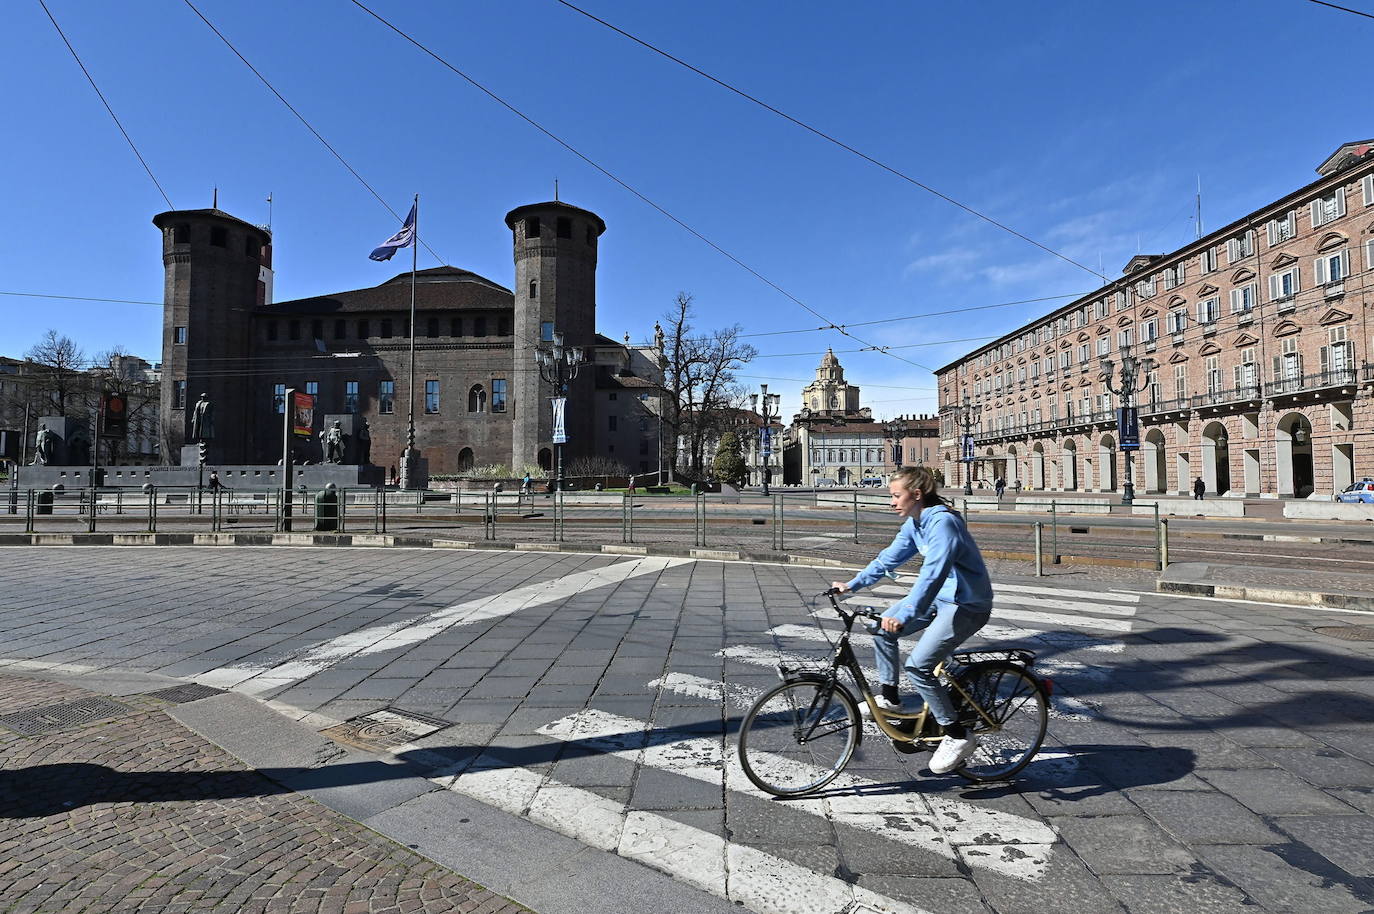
[369,204,416,261]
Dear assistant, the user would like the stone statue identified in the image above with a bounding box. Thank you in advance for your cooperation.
[190,393,215,441]
[653,321,665,352]
[33,427,54,465]
[321,420,346,464]
[357,419,371,465]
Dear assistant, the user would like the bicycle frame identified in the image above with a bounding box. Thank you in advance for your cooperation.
[786,594,1000,747]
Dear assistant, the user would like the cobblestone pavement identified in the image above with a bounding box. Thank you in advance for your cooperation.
[3,546,1374,913]
[0,673,529,914]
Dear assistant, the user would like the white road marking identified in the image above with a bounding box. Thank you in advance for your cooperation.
[538,708,1058,881]
[195,556,689,691]
[992,608,1133,633]
[996,594,1139,617]
[652,671,889,738]
[809,610,1127,654]
[997,583,1140,603]
[431,746,937,913]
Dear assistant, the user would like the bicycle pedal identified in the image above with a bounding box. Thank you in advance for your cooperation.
[890,737,923,755]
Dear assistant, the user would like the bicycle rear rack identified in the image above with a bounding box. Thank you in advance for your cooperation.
[949,648,1036,668]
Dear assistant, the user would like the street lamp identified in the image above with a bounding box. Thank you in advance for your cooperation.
[883,417,910,477]
[750,384,782,494]
[1100,348,1156,505]
[533,329,585,492]
[956,396,982,496]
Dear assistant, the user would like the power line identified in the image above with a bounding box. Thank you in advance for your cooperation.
[346,0,940,375]
[36,0,173,209]
[1305,0,1374,20]
[550,0,1107,283]
[739,293,1086,338]
[1,290,161,306]
[179,0,449,267]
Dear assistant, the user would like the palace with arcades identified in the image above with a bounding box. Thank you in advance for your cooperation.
[936,139,1374,498]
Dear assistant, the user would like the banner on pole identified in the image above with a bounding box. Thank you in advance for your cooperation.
[1117,406,1140,450]
[551,397,568,444]
[292,391,315,437]
[961,433,975,462]
[761,426,772,458]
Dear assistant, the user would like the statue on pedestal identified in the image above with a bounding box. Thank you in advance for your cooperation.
[190,394,215,442]
[357,419,372,465]
[33,427,54,465]
[321,420,346,464]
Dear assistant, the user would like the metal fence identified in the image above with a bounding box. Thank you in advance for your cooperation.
[1,485,1167,570]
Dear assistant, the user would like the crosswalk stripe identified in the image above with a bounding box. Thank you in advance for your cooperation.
[847,593,1136,627]
[195,556,690,692]
[995,594,1138,617]
[538,708,1057,882]
[651,671,888,737]
[428,760,935,914]
[810,611,1127,653]
[866,581,1140,605]
[992,608,1133,633]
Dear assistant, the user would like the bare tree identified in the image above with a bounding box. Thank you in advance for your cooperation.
[24,330,89,418]
[660,293,757,478]
[90,345,159,464]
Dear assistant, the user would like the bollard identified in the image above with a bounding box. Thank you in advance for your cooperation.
[1159,518,1169,569]
[1034,522,1044,577]
[853,491,860,544]
[314,484,340,532]
[143,483,156,532]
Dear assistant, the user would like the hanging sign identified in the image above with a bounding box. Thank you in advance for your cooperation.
[292,391,315,437]
[551,396,568,444]
[1117,406,1140,450]
[961,433,975,462]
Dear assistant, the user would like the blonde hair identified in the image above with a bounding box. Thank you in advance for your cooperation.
[891,466,948,508]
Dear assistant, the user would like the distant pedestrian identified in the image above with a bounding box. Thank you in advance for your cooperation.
[994,477,1006,500]
[207,470,223,492]
[520,472,532,495]
[1193,477,1205,500]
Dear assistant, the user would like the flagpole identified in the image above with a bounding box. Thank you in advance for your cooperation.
[407,193,418,463]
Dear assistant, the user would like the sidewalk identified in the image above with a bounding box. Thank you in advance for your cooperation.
[1158,561,1374,611]
[0,666,735,914]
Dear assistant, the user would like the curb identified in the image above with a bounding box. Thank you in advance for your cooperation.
[1156,578,1374,611]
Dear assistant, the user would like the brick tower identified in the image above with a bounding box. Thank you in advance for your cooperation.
[152,209,271,464]
[505,201,606,474]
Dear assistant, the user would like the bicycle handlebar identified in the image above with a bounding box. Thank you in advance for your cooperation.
[820,589,885,623]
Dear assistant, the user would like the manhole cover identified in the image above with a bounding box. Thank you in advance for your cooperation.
[320,708,451,751]
[141,684,226,704]
[0,697,129,735]
[1313,625,1374,642]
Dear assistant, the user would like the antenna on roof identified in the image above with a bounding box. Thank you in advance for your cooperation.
[266,192,273,233]
[554,178,559,202]
[1195,175,1203,239]
[212,187,218,209]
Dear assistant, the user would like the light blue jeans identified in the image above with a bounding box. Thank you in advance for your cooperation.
[872,601,991,725]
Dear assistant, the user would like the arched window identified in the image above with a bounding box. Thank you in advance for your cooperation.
[538,448,552,470]
[829,395,840,409]
[457,447,474,471]
[529,280,538,299]
[468,384,487,413]
[810,397,819,409]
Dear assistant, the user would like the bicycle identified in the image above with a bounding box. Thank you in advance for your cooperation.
[737,589,1053,797]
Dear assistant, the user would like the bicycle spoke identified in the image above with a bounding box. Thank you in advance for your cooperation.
[739,679,860,797]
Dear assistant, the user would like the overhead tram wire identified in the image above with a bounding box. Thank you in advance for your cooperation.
[551,0,1107,284]
[738,293,1088,338]
[1,291,162,307]
[346,0,940,375]
[1304,0,1374,20]
[179,0,448,268]
[36,0,173,210]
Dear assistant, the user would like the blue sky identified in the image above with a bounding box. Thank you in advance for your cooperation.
[2,0,1370,419]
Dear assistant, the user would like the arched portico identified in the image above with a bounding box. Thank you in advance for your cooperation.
[1201,421,1231,495]
[1032,442,1046,490]
[1275,412,1314,497]
[1143,428,1166,493]
[1062,439,1078,491]
[1006,445,1019,486]
[1098,433,1117,492]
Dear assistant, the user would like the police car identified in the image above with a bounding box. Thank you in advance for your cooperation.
[1336,479,1374,504]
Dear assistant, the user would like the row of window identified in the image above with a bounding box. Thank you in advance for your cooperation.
[262,314,512,343]
[974,175,1374,369]
[810,449,884,465]
[523,215,597,246]
[171,379,508,415]
[165,223,260,257]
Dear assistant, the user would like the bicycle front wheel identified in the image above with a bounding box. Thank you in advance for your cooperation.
[738,679,860,798]
[955,662,1048,781]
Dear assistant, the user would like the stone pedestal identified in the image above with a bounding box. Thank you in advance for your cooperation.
[320,414,373,466]
[399,448,429,490]
[36,417,91,467]
[179,443,220,466]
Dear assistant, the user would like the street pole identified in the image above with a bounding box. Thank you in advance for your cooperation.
[282,387,294,531]
[536,329,583,493]
[1100,347,1154,506]
[958,395,981,496]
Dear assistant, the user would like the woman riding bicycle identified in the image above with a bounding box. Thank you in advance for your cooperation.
[830,466,993,775]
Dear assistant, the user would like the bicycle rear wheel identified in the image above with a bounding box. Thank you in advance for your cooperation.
[737,678,860,798]
[954,662,1047,781]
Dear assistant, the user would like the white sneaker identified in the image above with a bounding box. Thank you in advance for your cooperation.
[929,734,979,774]
[860,694,909,718]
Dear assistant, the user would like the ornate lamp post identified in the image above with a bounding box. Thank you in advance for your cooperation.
[534,329,585,492]
[883,417,910,477]
[1100,348,1155,505]
[957,396,982,496]
[749,384,781,495]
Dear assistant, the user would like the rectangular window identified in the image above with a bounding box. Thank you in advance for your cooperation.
[174,379,187,409]
[473,316,487,337]
[1226,231,1255,262]
[1096,337,1110,357]
[1315,249,1350,285]
[1274,338,1301,382]
[1205,355,1221,394]
[1174,365,1187,399]
[1030,361,1039,379]
[345,380,358,413]
[1117,327,1132,350]
[424,380,439,413]
[1235,347,1257,389]
[357,319,370,339]
[1311,187,1346,227]
[498,315,511,336]
[287,319,299,341]
[557,216,572,238]
[1077,343,1090,364]
[379,380,394,414]
[305,381,318,398]
[267,321,278,341]
[1324,326,1351,373]
[1059,350,1071,372]
[1142,319,1158,343]
[1115,290,1127,311]
[1200,245,1218,273]
[1364,174,1374,207]
[273,383,286,414]
[1229,284,1256,313]
[525,217,540,238]
[1135,278,1155,299]
[1197,297,1220,324]
[1268,268,1299,301]
[451,317,462,337]
[1094,299,1109,320]
[608,415,618,431]
[427,317,439,338]
[174,326,186,344]
[335,319,346,339]
[1168,308,1188,334]
[491,378,507,413]
[1017,365,1027,383]
[311,319,323,340]
[380,319,393,339]
[1267,211,1296,245]
[1042,356,1053,376]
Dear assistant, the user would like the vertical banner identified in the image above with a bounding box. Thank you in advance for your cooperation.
[551,396,568,444]
[961,433,975,462]
[1117,406,1140,450]
[761,426,772,458]
[292,391,315,437]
